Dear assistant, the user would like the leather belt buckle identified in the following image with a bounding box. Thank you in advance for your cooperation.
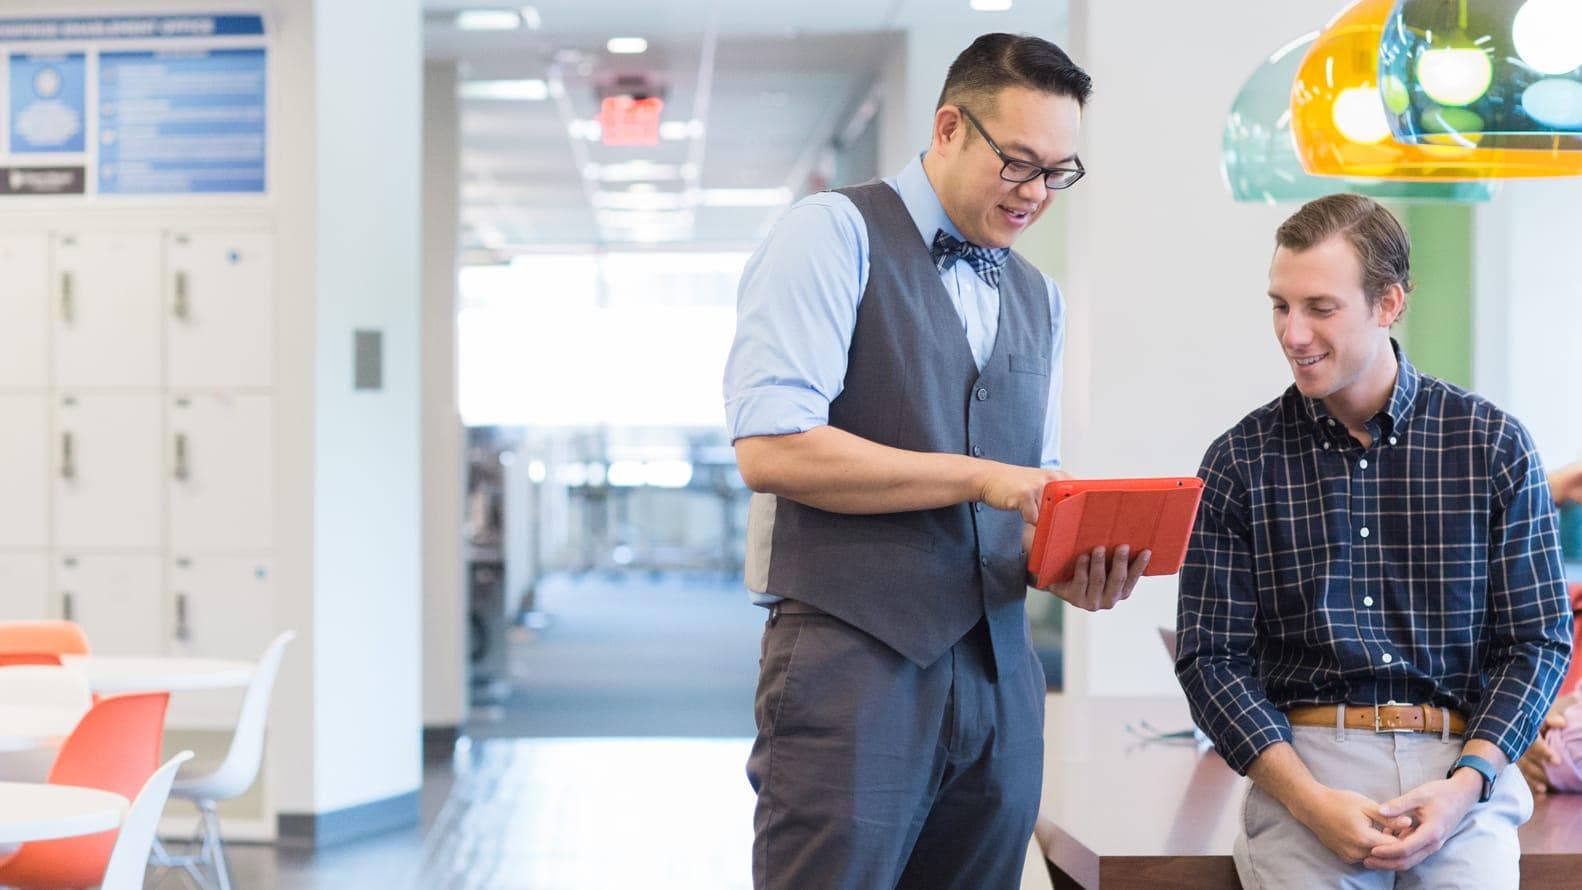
[1374,700,1414,734]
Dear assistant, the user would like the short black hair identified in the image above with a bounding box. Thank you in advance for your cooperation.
[936,33,1093,117]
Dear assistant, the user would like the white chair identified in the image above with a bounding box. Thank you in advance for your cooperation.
[0,665,93,782]
[154,631,294,890]
[101,750,195,890]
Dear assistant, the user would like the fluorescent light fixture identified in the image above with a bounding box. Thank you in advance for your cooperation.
[697,187,794,207]
[585,160,684,182]
[455,10,521,30]
[459,79,549,101]
[607,37,649,54]
[970,0,1013,10]
[659,120,706,140]
[519,5,542,30]
[592,190,691,211]
[568,119,603,141]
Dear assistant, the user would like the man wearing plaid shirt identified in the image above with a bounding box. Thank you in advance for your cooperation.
[1176,194,1571,888]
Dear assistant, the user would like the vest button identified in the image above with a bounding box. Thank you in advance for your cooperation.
[979,556,990,567]
[974,503,983,513]
[975,388,989,401]
[971,445,983,457]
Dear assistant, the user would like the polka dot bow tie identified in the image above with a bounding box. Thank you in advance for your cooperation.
[930,229,1009,288]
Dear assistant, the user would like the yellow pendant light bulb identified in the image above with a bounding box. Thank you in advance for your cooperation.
[1291,0,1582,179]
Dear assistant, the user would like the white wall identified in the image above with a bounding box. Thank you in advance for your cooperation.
[309,0,423,812]
[1059,0,1345,695]
[1473,179,1582,472]
[421,60,467,732]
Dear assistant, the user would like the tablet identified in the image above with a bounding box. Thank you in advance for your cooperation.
[1026,477,1204,588]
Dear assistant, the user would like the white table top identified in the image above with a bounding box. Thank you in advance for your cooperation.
[0,705,83,754]
[59,654,253,694]
[0,782,126,844]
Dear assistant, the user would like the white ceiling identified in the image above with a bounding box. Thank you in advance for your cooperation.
[426,1,924,259]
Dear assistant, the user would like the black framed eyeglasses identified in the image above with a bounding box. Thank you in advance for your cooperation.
[958,106,1085,190]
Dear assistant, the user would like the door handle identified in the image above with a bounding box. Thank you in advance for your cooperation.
[61,431,76,480]
[60,271,74,324]
[173,432,190,481]
[173,270,190,321]
[174,592,191,643]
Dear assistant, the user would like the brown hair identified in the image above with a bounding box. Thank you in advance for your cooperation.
[1275,194,1414,309]
[937,33,1092,125]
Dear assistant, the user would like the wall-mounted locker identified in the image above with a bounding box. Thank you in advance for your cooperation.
[54,553,163,655]
[0,235,50,388]
[53,393,163,550]
[166,231,273,389]
[167,393,273,552]
[0,394,50,550]
[52,232,163,389]
[0,553,50,621]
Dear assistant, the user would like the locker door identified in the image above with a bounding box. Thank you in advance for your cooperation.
[54,393,163,550]
[53,231,163,389]
[55,554,163,655]
[0,553,50,621]
[167,231,273,389]
[168,393,272,552]
[0,394,49,549]
[0,235,49,388]
[164,555,273,729]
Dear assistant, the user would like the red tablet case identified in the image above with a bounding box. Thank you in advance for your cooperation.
[1026,477,1205,588]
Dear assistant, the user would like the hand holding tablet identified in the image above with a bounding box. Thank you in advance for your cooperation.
[1026,477,1204,590]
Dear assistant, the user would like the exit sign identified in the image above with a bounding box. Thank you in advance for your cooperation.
[599,96,663,146]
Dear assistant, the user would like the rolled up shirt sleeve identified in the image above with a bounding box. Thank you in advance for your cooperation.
[723,193,868,441]
[1176,435,1293,775]
[1462,416,1572,763]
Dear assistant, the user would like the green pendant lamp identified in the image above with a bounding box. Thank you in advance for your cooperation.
[1224,31,1495,201]
[1382,0,1582,149]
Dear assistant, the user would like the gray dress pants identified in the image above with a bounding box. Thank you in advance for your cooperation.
[747,599,1045,890]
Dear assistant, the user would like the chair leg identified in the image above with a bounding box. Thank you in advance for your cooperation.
[200,801,234,890]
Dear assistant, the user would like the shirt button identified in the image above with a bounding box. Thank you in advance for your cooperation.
[1363,596,1375,607]
[1359,459,1369,469]
[1360,527,1370,538]
[1389,436,1398,446]
[1327,418,1336,426]
[975,388,989,401]
[1382,653,1394,664]
[980,556,990,567]
[1323,442,1331,450]
[972,445,983,457]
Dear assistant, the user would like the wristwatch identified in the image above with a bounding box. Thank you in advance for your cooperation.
[1447,754,1498,803]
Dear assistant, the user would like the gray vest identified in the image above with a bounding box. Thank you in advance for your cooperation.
[764,180,1052,676]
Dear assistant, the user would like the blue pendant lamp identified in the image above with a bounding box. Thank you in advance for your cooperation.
[1224,32,1495,202]
[1381,0,1582,149]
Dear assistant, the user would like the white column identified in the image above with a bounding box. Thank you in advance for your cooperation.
[1473,180,1582,471]
[420,60,468,736]
[1058,0,1345,694]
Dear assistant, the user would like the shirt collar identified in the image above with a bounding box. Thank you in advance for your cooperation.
[1303,338,1419,440]
[889,152,965,250]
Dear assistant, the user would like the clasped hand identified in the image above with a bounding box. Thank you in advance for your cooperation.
[1300,778,1481,872]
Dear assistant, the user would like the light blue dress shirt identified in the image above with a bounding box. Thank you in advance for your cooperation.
[723,154,1066,468]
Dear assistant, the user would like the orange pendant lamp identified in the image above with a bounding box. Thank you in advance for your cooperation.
[1290,0,1582,179]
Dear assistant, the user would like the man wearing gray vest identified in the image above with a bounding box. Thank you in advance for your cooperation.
[723,33,1147,889]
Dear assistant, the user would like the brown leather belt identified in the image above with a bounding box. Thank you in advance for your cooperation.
[1285,703,1467,735]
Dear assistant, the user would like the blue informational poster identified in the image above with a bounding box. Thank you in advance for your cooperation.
[97,47,267,194]
[8,52,87,154]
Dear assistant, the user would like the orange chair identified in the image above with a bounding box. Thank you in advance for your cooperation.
[0,620,90,657]
[0,652,64,667]
[0,691,170,889]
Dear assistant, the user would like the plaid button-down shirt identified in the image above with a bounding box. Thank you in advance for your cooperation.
[1176,343,1571,775]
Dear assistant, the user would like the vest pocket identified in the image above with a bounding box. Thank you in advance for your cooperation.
[1009,353,1050,375]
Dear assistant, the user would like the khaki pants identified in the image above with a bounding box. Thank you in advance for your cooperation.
[1235,721,1531,889]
